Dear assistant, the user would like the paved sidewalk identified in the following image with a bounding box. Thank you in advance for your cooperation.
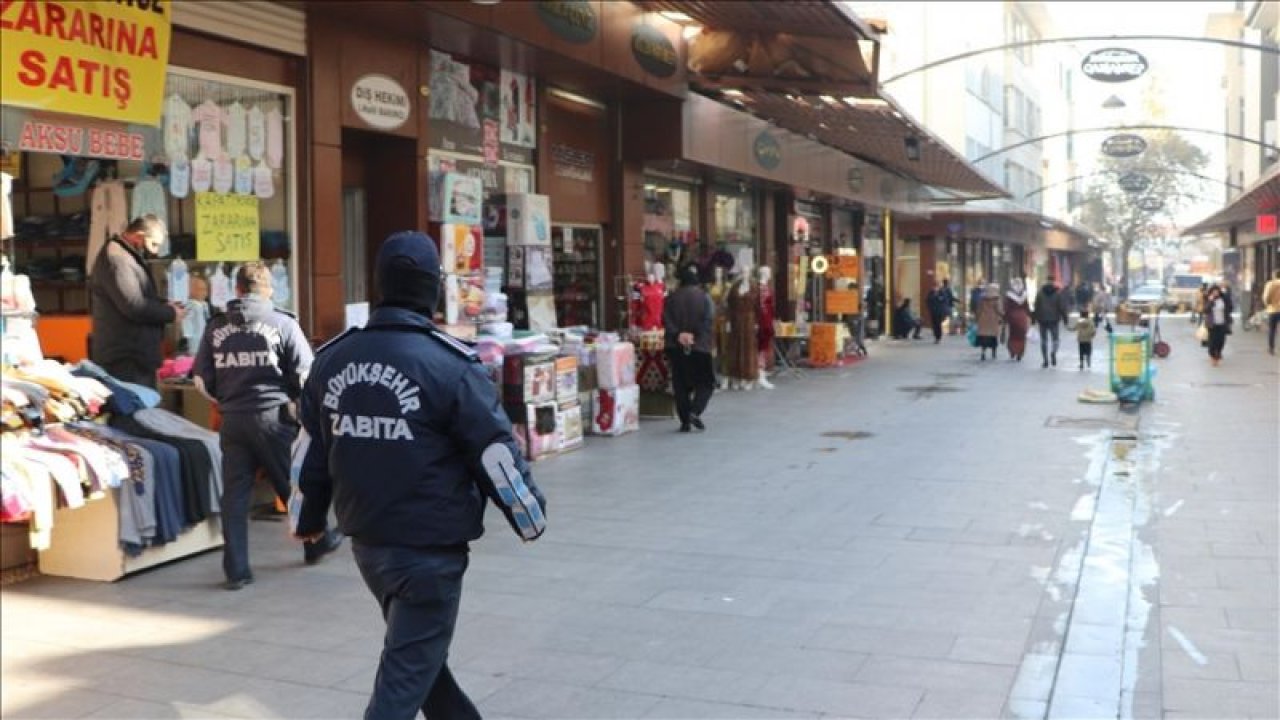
[2,317,1276,719]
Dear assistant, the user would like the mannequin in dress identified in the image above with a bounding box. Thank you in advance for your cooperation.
[708,267,731,387]
[755,265,776,390]
[726,267,760,390]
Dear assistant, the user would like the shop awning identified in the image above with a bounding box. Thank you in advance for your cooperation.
[1182,166,1280,235]
[637,1,1008,200]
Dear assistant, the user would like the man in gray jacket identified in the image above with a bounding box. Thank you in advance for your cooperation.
[88,215,186,388]
[1033,279,1073,368]
[663,264,716,432]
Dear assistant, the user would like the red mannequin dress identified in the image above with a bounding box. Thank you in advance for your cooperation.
[756,280,776,365]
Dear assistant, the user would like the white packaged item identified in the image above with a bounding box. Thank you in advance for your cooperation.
[506,193,550,246]
[595,341,636,389]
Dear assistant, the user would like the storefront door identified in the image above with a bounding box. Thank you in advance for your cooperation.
[341,129,417,305]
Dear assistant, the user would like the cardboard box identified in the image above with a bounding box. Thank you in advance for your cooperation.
[514,402,558,461]
[595,341,636,389]
[557,404,584,452]
[506,193,551,246]
[441,224,483,274]
[589,385,639,436]
[502,351,556,407]
[158,382,216,429]
[554,356,578,406]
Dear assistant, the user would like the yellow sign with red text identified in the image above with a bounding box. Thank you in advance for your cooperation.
[1,0,172,125]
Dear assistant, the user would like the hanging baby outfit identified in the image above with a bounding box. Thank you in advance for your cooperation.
[166,258,189,303]
[270,260,290,305]
[209,264,232,310]
[130,178,169,256]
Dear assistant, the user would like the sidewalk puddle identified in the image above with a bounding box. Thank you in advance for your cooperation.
[896,384,961,398]
[820,430,874,440]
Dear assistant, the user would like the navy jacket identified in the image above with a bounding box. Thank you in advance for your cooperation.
[295,306,546,547]
[193,296,313,414]
[89,237,176,374]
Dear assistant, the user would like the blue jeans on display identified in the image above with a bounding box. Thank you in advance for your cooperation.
[1040,322,1061,363]
[352,542,479,720]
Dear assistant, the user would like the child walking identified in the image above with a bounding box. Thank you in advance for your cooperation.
[1076,311,1097,369]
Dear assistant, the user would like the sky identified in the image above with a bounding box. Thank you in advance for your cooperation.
[1040,1,1242,225]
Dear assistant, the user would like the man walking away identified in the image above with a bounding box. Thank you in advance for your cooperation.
[926,280,955,343]
[664,264,716,432]
[1263,270,1280,355]
[194,263,341,590]
[294,231,546,720]
[1033,279,1072,368]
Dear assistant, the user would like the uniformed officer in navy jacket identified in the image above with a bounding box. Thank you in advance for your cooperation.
[294,231,547,720]
[193,262,341,590]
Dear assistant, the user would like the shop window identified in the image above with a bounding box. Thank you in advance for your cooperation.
[3,67,297,329]
[643,180,697,271]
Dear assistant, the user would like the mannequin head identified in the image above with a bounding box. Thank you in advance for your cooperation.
[653,263,666,284]
[714,267,725,286]
[757,265,772,285]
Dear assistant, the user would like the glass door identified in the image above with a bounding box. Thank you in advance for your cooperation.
[551,224,601,328]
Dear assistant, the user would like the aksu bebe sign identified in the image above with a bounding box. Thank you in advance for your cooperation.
[1,0,173,125]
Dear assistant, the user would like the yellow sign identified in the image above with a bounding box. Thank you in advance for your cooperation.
[1113,341,1144,378]
[195,193,260,261]
[2,0,173,125]
[808,323,838,367]
[825,289,860,315]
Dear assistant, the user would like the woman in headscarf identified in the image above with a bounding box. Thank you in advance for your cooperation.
[976,282,1004,361]
[1003,278,1032,361]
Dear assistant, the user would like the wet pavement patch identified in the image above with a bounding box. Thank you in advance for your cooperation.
[813,447,839,453]
[1045,416,1138,432]
[931,372,973,379]
[821,430,874,440]
[896,385,961,398]
[1185,382,1259,388]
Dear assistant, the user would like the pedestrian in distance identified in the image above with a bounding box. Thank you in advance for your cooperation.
[1075,310,1097,370]
[293,231,547,720]
[892,297,923,340]
[1262,269,1280,355]
[1090,282,1113,332]
[1191,282,1208,325]
[1074,281,1093,316]
[192,262,341,590]
[1204,284,1230,367]
[969,279,984,326]
[925,279,956,343]
[1003,278,1032,361]
[975,283,1003,361]
[664,264,716,432]
[1033,279,1072,368]
[88,214,187,388]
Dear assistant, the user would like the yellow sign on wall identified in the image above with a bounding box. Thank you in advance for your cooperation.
[1,0,173,125]
[195,193,260,262]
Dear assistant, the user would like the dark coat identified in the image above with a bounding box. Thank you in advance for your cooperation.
[192,296,314,414]
[88,237,175,374]
[1033,284,1071,327]
[663,284,715,354]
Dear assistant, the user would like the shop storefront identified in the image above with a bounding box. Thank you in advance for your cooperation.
[1,2,307,579]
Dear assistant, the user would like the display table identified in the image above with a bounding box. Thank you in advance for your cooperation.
[773,335,807,378]
[38,490,222,582]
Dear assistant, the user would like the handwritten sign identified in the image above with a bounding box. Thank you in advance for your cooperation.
[1113,340,1145,379]
[195,192,260,261]
[2,0,173,125]
[825,290,860,315]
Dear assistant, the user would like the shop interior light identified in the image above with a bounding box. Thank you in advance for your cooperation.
[682,25,702,40]
[547,87,607,110]
[842,97,889,108]
[820,95,839,104]
[903,136,921,162]
[659,11,694,23]
[644,184,658,191]
[722,89,744,97]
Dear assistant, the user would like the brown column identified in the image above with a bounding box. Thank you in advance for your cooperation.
[308,16,345,342]
[611,159,647,329]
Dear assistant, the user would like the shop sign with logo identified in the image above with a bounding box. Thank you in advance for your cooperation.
[753,130,781,170]
[550,142,594,182]
[15,116,144,160]
[350,74,410,131]
[1101,133,1147,158]
[537,0,598,45]
[1081,48,1148,83]
[630,22,677,78]
[1118,172,1151,193]
[1133,195,1163,211]
[1,0,173,125]
[1257,214,1278,235]
[846,164,864,193]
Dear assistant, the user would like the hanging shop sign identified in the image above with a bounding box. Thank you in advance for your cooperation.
[15,117,144,161]
[350,74,410,131]
[550,142,594,182]
[1081,48,1148,83]
[195,192,261,261]
[631,22,677,78]
[537,0,598,45]
[1,0,173,125]
[1257,214,1278,234]
[1101,134,1147,158]
[825,289,860,315]
[846,164,864,193]
[1118,172,1151,194]
[753,130,781,170]
[1134,195,1163,211]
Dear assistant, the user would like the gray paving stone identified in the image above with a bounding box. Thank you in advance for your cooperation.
[1162,678,1280,717]
[80,696,243,718]
[642,697,816,719]
[596,660,770,706]
[477,678,662,719]
[852,656,1016,694]
[1160,648,1240,681]
[750,676,923,717]
[806,624,957,660]
[911,689,1008,719]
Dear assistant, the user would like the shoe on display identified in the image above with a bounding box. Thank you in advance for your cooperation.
[303,530,344,565]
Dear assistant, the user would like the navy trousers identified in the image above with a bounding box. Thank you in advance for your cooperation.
[219,407,295,582]
[352,542,479,720]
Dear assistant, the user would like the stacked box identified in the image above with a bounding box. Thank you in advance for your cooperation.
[557,404,584,453]
[513,402,558,461]
[502,351,556,417]
[590,385,640,436]
[554,356,578,407]
[595,341,636,389]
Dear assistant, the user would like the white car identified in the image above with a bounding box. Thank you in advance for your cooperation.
[1127,284,1170,310]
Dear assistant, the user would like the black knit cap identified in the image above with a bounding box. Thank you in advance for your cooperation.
[375,231,441,316]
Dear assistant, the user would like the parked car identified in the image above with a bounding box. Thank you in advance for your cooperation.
[1127,284,1170,311]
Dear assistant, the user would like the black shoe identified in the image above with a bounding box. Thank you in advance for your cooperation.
[678,424,692,433]
[690,415,705,431]
[1042,360,1049,368]
[223,575,255,591]
[1051,353,1057,366]
[304,530,344,565]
